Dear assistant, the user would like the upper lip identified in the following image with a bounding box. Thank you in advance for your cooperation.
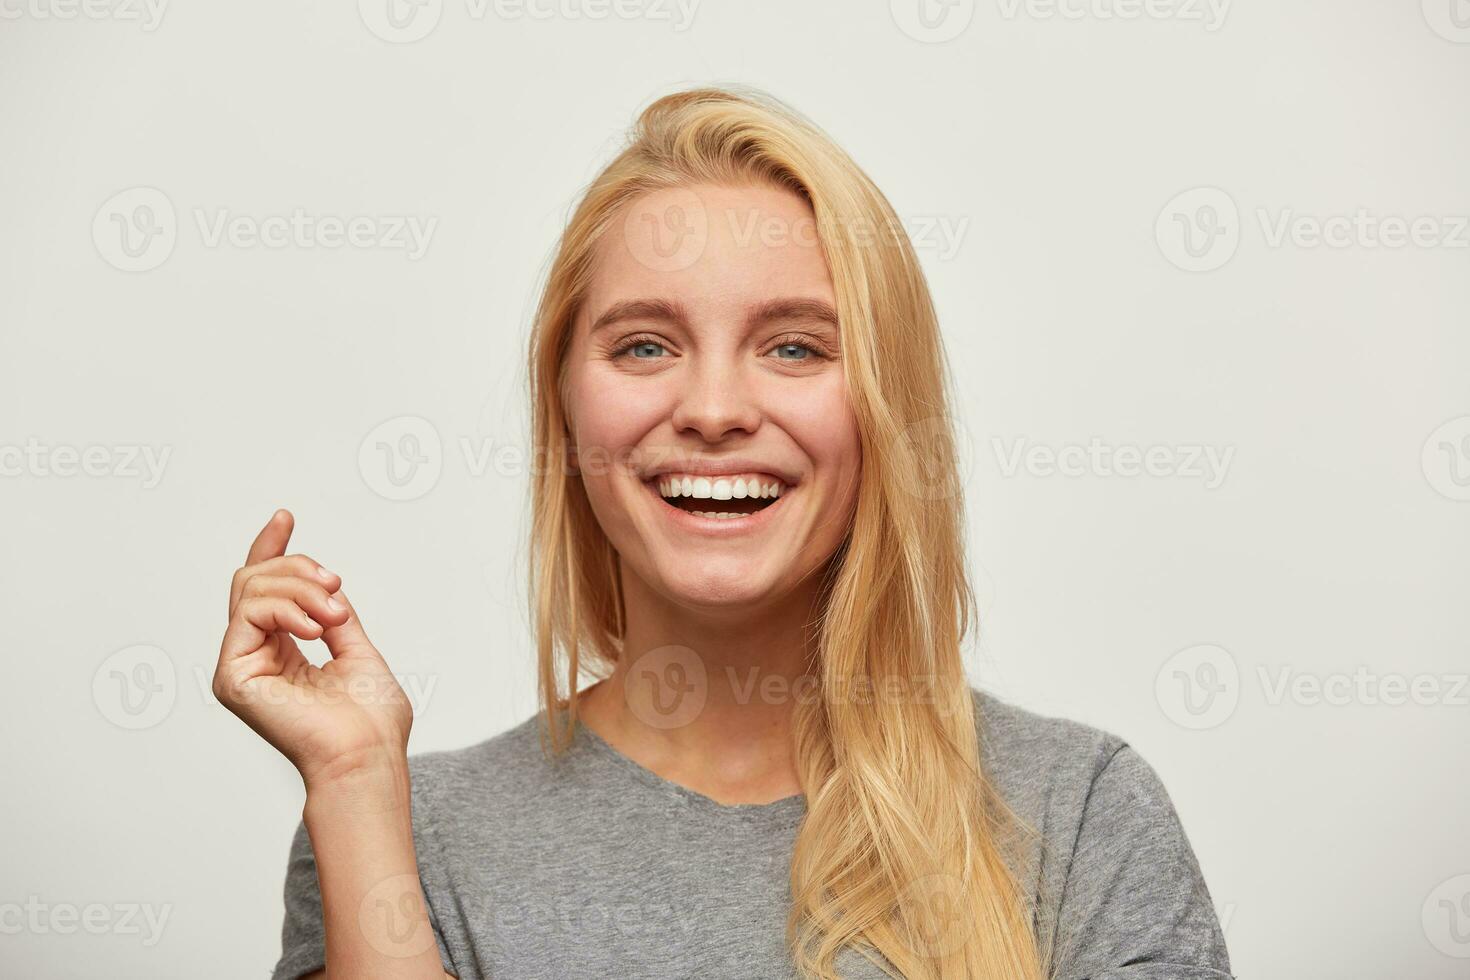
[641,455,801,486]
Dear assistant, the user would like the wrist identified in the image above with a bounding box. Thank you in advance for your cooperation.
[302,748,412,815]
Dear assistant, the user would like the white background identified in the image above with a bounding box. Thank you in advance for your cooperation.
[2,1,1467,977]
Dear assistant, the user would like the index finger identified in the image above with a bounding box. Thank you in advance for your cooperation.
[246,509,295,566]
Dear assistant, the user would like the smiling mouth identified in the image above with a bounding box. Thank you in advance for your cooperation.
[652,474,786,520]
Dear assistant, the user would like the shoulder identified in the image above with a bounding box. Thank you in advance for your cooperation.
[967,687,1187,849]
[969,686,1132,805]
[970,689,1232,975]
[969,686,1126,764]
[404,710,562,824]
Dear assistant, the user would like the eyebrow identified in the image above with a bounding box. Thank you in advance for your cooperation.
[587,297,841,336]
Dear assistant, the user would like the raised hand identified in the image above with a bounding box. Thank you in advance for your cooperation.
[213,509,412,788]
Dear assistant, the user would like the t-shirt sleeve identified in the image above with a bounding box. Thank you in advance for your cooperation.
[1047,744,1233,980]
[269,818,458,980]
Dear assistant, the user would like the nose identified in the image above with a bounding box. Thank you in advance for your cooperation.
[670,357,761,443]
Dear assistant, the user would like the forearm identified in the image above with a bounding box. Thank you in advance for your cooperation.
[303,762,446,979]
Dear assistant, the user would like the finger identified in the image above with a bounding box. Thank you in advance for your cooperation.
[245,509,294,567]
[221,596,324,663]
[230,554,341,618]
[318,589,381,663]
[234,568,347,624]
[212,655,304,723]
[272,630,312,678]
[230,632,312,686]
[215,630,291,710]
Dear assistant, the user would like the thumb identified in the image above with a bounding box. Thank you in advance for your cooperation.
[319,589,381,662]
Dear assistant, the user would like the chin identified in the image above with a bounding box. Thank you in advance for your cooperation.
[652,555,785,613]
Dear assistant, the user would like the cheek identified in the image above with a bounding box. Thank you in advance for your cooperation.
[565,366,672,538]
[568,366,669,456]
[776,373,862,500]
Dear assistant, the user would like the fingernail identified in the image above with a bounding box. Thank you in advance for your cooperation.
[326,597,346,614]
[316,566,336,581]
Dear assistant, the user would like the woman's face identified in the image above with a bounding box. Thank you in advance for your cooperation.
[563,181,861,613]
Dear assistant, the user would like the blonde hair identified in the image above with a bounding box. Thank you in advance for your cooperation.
[525,85,1045,980]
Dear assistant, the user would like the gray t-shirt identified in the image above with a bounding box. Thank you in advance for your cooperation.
[271,689,1232,979]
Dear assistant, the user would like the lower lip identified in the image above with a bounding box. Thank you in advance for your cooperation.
[644,481,790,535]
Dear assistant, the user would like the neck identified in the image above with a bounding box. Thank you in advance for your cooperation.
[576,565,828,804]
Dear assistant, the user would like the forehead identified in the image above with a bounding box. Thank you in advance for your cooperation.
[580,182,836,328]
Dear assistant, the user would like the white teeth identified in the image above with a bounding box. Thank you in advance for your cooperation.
[655,474,788,500]
[690,510,751,520]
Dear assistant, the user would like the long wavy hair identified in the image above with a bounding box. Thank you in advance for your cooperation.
[525,85,1045,980]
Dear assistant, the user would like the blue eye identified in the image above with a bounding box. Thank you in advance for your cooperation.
[626,341,668,358]
[769,343,813,360]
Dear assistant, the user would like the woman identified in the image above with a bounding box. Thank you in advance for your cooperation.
[215,86,1232,979]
